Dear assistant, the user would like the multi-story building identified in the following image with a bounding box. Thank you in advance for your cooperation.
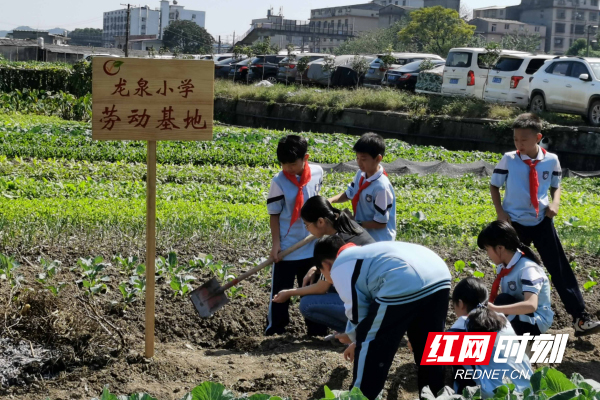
[102,0,205,47]
[8,30,70,45]
[476,0,600,54]
[470,18,547,51]
[379,4,419,28]
[250,8,305,50]
[473,6,509,19]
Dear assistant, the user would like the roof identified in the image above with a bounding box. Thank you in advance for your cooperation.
[473,6,508,10]
[379,4,417,12]
[0,38,39,47]
[471,17,535,25]
[312,2,383,12]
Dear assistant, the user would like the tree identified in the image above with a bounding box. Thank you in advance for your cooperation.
[567,38,589,56]
[69,28,103,47]
[322,56,337,89]
[501,30,542,53]
[251,37,278,56]
[163,20,214,54]
[334,19,413,55]
[398,6,476,57]
[351,55,370,89]
[479,42,502,98]
[232,45,245,60]
[297,56,310,86]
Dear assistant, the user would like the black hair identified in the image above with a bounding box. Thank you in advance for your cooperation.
[276,135,308,164]
[477,220,542,265]
[512,113,542,134]
[313,235,346,270]
[452,277,488,312]
[301,196,362,236]
[353,132,385,159]
[453,278,506,333]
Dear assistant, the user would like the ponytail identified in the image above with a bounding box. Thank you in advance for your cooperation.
[301,196,362,236]
[467,303,506,333]
[477,220,541,265]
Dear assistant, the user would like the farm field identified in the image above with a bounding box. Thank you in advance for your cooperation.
[1,114,600,400]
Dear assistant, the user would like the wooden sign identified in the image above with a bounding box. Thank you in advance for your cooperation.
[91,57,214,358]
[92,57,213,141]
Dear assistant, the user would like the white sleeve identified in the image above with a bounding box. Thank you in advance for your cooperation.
[266,180,284,215]
[491,154,509,188]
[373,188,393,224]
[551,158,562,189]
[345,171,360,199]
[520,266,545,295]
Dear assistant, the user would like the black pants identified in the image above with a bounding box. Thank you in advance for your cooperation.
[495,293,542,336]
[265,257,327,336]
[512,217,585,319]
[352,288,449,400]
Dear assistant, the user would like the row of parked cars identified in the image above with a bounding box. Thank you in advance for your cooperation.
[211,48,600,126]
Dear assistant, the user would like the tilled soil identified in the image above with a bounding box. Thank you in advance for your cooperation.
[1,242,600,400]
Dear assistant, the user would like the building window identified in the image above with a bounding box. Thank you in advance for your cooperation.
[557,10,566,19]
[535,26,540,31]
[554,38,564,48]
[500,9,504,15]
[556,23,565,33]
[142,24,146,29]
[192,14,196,19]
[591,13,598,21]
[345,18,348,25]
[491,24,497,31]
[575,24,585,34]
[142,17,146,22]
[505,23,510,29]
[593,0,598,5]
[169,12,174,19]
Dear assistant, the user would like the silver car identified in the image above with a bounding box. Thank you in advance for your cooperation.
[276,53,327,83]
[363,53,445,88]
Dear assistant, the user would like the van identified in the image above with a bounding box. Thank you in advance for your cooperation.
[442,48,530,99]
[483,54,554,108]
[363,53,444,87]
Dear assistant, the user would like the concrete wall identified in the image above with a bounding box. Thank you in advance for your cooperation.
[0,46,38,62]
[215,98,600,171]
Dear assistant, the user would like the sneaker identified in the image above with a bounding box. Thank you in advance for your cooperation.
[573,313,600,337]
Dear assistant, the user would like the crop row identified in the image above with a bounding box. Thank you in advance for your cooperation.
[0,114,502,166]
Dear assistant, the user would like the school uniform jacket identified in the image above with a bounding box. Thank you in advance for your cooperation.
[450,316,533,398]
[496,252,554,333]
[491,148,562,226]
[267,163,323,261]
[345,167,396,242]
[330,241,452,341]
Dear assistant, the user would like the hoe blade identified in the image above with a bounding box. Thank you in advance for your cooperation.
[190,278,229,318]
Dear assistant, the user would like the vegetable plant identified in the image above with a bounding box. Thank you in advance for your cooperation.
[75,256,111,295]
[0,253,22,287]
[36,257,66,296]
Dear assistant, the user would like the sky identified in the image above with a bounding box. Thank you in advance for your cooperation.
[1,0,521,40]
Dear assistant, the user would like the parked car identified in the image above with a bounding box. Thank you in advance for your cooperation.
[383,59,446,91]
[483,54,554,108]
[415,64,446,94]
[363,53,444,88]
[307,55,355,86]
[529,57,600,125]
[276,53,327,83]
[215,57,243,79]
[442,48,530,99]
[330,55,376,87]
[247,55,286,83]
[228,58,253,82]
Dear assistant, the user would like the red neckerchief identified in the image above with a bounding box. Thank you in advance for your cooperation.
[337,242,357,257]
[516,147,547,217]
[489,251,524,303]
[351,168,389,216]
[282,159,312,236]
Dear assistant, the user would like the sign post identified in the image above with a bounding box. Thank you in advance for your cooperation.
[92,57,214,358]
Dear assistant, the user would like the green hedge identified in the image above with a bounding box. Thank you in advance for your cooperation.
[0,61,91,97]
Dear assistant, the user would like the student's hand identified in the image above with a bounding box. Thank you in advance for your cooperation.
[273,290,293,303]
[303,267,318,287]
[335,333,352,344]
[344,343,356,362]
[545,203,559,219]
[270,244,281,263]
[487,302,498,312]
[496,210,512,224]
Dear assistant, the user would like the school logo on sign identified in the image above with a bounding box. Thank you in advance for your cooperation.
[543,171,549,180]
[366,194,373,202]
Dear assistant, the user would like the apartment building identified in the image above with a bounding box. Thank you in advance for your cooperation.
[470,18,546,51]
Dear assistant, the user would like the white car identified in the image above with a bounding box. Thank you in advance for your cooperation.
[484,54,554,108]
[442,48,530,99]
[529,57,600,126]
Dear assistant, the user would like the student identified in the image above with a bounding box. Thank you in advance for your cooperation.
[266,135,324,336]
[314,235,451,400]
[272,196,375,333]
[329,132,396,242]
[490,113,600,336]
[477,221,553,335]
[450,277,533,398]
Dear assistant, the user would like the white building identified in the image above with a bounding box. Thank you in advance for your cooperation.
[103,0,205,47]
